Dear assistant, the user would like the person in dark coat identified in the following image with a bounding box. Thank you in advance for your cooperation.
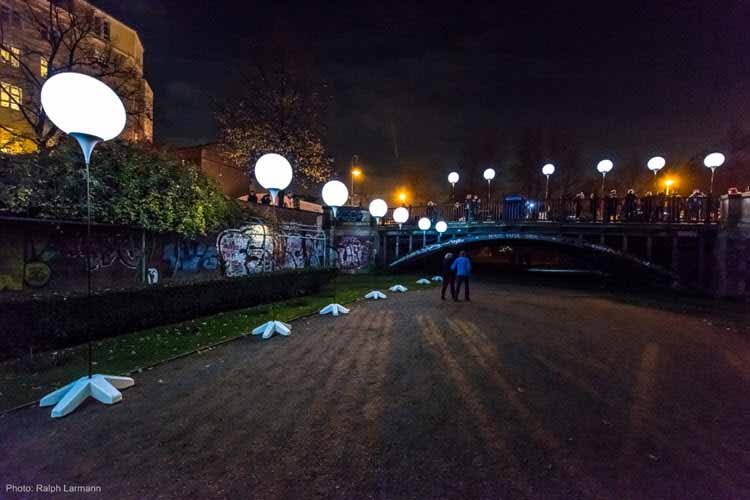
[440,252,456,300]
[624,189,637,221]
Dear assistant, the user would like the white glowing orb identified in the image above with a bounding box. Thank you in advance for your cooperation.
[483,168,496,180]
[393,207,409,224]
[647,156,666,172]
[369,198,388,218]
[418,217,431,231]
[703,152,725,169]
[254,153,293,191]
[448,171,459,184]
[322,180,349,208]
[41,72,126,141]
[596,159,614,173]
[542,163,555,176]
[435,220,447,233]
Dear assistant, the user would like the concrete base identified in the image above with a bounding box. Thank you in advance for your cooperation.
[365,290,387,300]
[251,320,292,339]
[320,303,350,316]
[40,374,135,418]
[389,285,408,292]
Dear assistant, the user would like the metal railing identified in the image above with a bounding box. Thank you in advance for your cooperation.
[382,195,719,225]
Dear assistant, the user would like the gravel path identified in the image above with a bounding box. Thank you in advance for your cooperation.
[2,282,750,499]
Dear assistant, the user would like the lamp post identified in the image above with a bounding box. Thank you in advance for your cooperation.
[418,217,431,247]
[38,72,131,418]
[368,198,387,224]
[596,159,614,196]
[435,220,447,242]
[703,152,725,195]
[448,171,459,199]
[483,168,495,203]
[248,153,294,340]
[393,206,409,230]
[350,155,361,205]
[320,180,350,316]
[665,178,674,196]
[542,163,555,200]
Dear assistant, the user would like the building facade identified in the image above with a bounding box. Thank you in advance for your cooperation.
[0,0,152,152]
[174,143,252,199]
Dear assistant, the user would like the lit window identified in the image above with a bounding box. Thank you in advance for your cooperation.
[0,48,8,64]
[10,46,19,67]
[1,83,22,110]
[40,56,47,78]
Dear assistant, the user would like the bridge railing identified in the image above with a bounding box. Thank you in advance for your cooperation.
[383,195,719,225]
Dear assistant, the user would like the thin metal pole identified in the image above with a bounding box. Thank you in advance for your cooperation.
[601,172,606,197]
[710,168,715,195]
[85,161,93,379]
[487,179,491,203]
[422,230,426,247]
[545,175,550,200]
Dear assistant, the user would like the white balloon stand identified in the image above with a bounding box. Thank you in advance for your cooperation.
[250,320,291,339]
[416,278,431,285]
[365,290,387,300]
[40,374,135,418]
[389,284,408,293]
[431,276,443,282]
[320,303,350,316]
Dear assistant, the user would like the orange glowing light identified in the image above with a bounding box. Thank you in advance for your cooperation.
[398,192,407,203]
[351,167,362,177]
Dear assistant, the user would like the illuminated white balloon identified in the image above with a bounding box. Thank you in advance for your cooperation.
[596,159,614,173]
[322,180,349,208]
[542,163,555,176]
[254,153,293,192]
[435,220,447,233]
[41,72,126,141]
[393,207,409,224]
[703,152,725,169]
[483,168,496,180]
[418,217,431,231]
[448,171,459,184]
[647,156,665,172]
[368,198,388,218]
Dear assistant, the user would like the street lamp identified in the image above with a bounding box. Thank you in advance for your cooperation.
[542,163,555,199]
[393,206,409,230]
[435,220,447,242]
[448,171,459,198]
[596,159,614,196]
[368,198,388,224]
[703,152,725,194]
[418,216,431,246]
[255,153,293,204]
[665,178,675,196]
[38,72,131,418]
[249,153,295,340]
[483,168,495,203]
[320,180,350,317]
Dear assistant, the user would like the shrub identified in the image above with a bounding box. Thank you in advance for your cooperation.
[0,268,335,360]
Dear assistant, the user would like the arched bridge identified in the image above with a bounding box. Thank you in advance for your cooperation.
[379,221,719,289]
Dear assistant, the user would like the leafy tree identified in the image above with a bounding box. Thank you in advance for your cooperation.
[215,31,334,188]
[0,139,238,237]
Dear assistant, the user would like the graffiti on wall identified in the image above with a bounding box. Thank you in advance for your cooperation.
[337,236,372,270]
[162,240,219,273]
[216,221,328,277]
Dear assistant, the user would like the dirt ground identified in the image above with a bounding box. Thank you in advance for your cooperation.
[2,281,750,500]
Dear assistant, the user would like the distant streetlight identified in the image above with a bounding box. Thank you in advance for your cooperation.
[448,171,459,198]
[596,159,614,196]
[703,152,725,194]
[350,155,362,203]
[435,220,447,241]
[418,217,431,246]
[542,163,555,199]
[393,206,409,230]
[665,178,675,196]
[255,153,293,204]
[483,168,496,202]
[647,156,665,176]
[368,198,388,224]
[39,72,131,418]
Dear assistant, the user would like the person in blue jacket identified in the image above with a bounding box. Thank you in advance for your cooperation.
[450,250,472,301]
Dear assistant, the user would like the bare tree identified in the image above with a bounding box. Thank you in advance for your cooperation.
[0,0,144,152]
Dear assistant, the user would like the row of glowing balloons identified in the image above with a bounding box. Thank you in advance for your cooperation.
[445,152,726,185]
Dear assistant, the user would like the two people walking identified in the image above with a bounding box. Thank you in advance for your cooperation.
[441,250,471,301]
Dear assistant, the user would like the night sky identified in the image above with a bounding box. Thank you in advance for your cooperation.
[93,0,749,186]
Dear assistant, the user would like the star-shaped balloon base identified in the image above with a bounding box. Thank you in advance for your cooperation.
[365,290,387,300]
[416,278,431,285]
[40,374,135,418]
[389,284,408,292]
[250,320,291,339]
[431,276,443,282]
[320,303,350,316]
